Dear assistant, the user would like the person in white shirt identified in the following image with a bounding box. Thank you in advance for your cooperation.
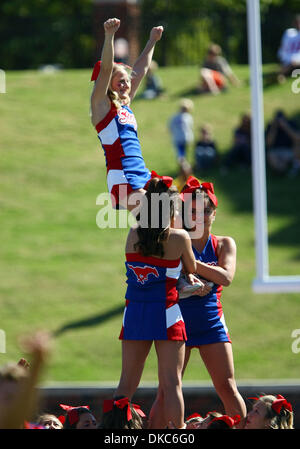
[277,14,300,82]
[169,99,194,162]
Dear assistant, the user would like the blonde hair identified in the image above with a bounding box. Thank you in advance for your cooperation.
[179,98,194,113]
[108,63,132,109]
[201,123,213,134]
[185,415,203,425]
[258,395,294,429]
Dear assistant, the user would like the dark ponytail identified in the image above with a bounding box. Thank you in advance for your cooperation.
[134,178,177,257]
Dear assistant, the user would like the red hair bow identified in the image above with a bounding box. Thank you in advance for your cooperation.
[91,60,132,81]
[185,412,203,421]
[180,176,201,195]
[59,403,90,426]
[91,60,102,81]
[103,397,146,422]
[209,414,240,428]
[180,176,218,207]
[248,396,261,401]
[271,395,293,414]
[145,170,173,189]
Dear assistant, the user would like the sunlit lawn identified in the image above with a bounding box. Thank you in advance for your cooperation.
[0,64,300,383]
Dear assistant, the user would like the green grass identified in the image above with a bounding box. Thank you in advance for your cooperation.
[1,65,300,383]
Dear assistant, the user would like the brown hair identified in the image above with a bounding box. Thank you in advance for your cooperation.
[100,401,144,429]
[181,188,216,232]
[134,178,178,257]
[62,407,95,429]
[208,43,222,56]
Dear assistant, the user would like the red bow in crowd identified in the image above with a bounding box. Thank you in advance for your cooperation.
[145,170,173,190]
[208,414,240,428]
[91,60,132,81]
[180,176,218,207]
[151,170,173,188]
[59,404,90,426]
[248,394,293,415]
[272,394,293,414]
[185,412,203,421]
[103,397,146,421]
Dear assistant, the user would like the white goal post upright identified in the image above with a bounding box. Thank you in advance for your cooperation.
[247,0,300,293]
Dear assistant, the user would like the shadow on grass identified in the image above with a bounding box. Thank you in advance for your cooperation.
[218,168,300,255]
[170,86,231,99]
[53,304,124,337]
[262,70,279,89]
[53,165,300,338]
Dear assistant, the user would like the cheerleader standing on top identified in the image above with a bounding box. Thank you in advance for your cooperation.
[90,18,164,211]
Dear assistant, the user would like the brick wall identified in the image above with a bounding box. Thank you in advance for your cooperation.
[92,0,141,65]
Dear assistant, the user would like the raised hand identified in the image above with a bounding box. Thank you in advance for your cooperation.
[150,26,164,43]
[104,18,120,36]
[19,330,52,363]
[17,358,30,370]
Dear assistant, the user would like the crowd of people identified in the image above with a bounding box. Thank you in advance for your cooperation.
[0,331,295,429]
[1,15,298,431]
[165,14,300,177]
[168,104,300,178]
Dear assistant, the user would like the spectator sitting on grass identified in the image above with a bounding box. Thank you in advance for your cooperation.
[194,123,219,173]
[222,113,251,172]
[140,60,165,99]
[197,43,240,95]
[265,109,300,177]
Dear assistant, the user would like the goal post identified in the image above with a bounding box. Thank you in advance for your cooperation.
[246,0,300,293]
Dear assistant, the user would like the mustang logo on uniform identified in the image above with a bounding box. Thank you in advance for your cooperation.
[127,264,159,285]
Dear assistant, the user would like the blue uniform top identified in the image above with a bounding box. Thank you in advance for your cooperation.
[120,253,186,341]
[125,253,182,304]
[179,234,231,346]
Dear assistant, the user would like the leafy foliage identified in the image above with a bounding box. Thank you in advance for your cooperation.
[0,1,299,68]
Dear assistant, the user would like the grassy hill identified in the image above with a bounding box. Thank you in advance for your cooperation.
[0,64,300,384]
